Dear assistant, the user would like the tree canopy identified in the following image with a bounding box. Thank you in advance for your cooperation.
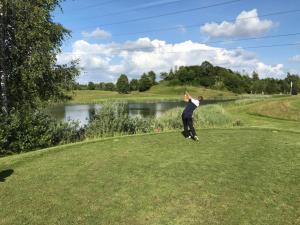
[0,0,79,113]
[160,62,299,95]
[116,74,130,94]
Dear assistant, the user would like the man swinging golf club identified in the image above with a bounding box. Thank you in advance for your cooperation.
[182,91,203,141]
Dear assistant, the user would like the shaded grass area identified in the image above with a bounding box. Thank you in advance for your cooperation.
[69,83,236,104]
[0,129,299,225]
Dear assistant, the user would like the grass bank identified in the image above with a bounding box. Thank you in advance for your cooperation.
[247,96,300,121]
[69,83,237,104]
[226,95,300,132]
[0,128,299,225]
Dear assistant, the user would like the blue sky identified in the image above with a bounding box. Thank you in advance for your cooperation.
[53,0,300,83]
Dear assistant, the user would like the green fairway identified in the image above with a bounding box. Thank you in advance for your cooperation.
[69,82,236,104]
[1,128,299,225]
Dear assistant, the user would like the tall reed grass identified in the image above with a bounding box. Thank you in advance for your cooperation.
[85,102,153,138]
[86,102,239,139]
[156,104,236,131]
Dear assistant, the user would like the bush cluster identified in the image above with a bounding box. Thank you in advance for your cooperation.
[85,102,154,138]
[0,110,84,156]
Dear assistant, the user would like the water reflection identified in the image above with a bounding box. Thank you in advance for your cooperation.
[128,102,185,118]
[48,100,232,126]
[48,104,101,125]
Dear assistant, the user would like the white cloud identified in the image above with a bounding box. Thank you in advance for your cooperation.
[82,28,111,39]
[290,55,300,62]
[201,9,273,38]
[57,38,286,83]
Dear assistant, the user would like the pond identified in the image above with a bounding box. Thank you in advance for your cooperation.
[47,100,233,126]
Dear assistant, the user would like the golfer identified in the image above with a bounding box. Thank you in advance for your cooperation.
[182,92,203,141]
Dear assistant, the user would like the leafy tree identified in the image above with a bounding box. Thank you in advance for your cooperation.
[0,0,79,113]
[265,78,280,94]
[285,73,300,94]
[177,67,195,84]
[168,69,176,80]
[116,74,130,94]
[147,71,156,85]
[241,74,252,93]
[278,80,289,94]
[139,73,152,92]
[160,72,169,80]
[104,82,115,91]
[0,0,82,154]
[130,79,139,91]
[98,82,105,90]
[252,71,259,81]
[201,61,214,75]
[88,82,96,90]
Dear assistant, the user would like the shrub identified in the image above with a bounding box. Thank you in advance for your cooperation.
[86,102,154,138]
[0,110,84,156]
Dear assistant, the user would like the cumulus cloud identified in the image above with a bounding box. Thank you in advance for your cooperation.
[57,37,286,83]
[82,27,111,39]
[290,55,300,62]
[201,9,273,38]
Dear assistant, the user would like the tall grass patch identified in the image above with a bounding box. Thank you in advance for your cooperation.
[85,102,153,138]
[86,102,238,138]
[156,104,237,130]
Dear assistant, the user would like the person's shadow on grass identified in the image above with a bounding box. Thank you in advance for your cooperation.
[0,169,14,182]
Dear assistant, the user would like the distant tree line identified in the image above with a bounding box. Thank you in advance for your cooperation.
[76,71,157,94]
[160,61,299,95]
[75,82,117,91]
[77,61,299,95]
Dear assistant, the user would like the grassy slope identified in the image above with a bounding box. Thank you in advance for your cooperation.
[0,129,299,225]
[247,96,300,121]
[69,82,236,104]
[226,95,300,132]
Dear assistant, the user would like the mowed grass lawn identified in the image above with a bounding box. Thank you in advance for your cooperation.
[1,129,299,225]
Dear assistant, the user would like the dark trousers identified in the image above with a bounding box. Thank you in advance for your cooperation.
[182,114,197,138]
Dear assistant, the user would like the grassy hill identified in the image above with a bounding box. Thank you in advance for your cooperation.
[69,82,237,104]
